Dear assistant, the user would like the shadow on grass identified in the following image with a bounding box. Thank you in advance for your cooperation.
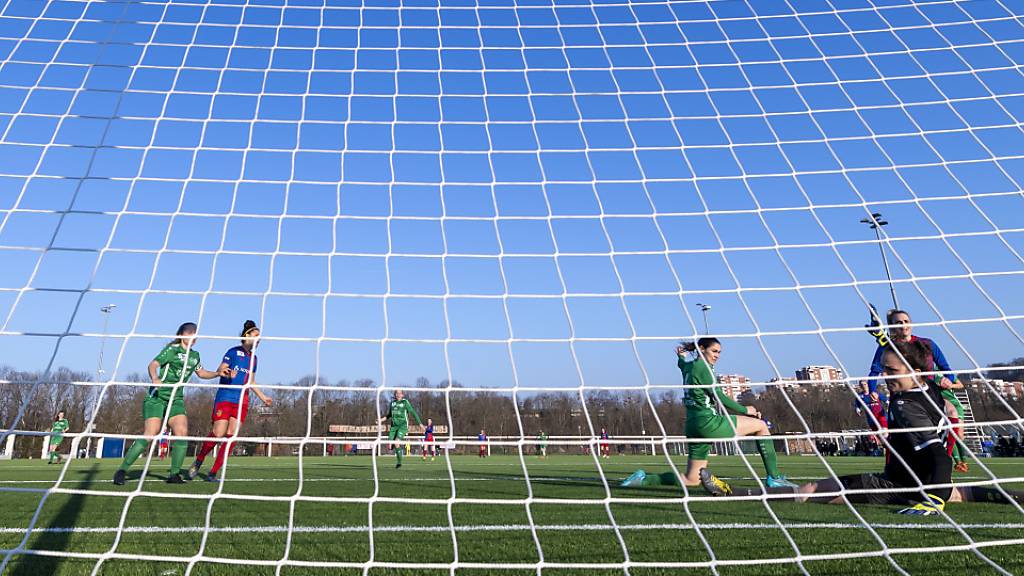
[9,463,100,576]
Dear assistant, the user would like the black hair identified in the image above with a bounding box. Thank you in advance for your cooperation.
[241,320,259,338]
[54,410,65,421]
[679,337,721,353]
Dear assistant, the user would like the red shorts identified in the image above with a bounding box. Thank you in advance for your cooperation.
[212,400,248,423]
[425,434,434,442]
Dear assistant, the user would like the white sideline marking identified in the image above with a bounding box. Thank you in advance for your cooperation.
[0,473,999,481]
[0,522,1022,535]
[0,477,600,484]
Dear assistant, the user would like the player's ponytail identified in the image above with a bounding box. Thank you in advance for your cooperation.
[679,337,720,353]
[241,320,259,339]
[172,322,198,346]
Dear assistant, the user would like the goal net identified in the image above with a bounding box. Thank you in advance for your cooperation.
[2,0,1024,574]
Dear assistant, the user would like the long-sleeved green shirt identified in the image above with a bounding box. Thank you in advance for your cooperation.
[679,355,746,417]
[386,398,421,428]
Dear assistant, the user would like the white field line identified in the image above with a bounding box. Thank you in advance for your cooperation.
[0,459,909,467]
[1,522,1023,536]
[0,477,580,484]
[0,476,1008,484]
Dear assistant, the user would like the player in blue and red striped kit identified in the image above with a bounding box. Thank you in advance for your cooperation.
[478,430,488,458]
[422,418,436,461]
[599,428,610,458]
[188,320,273,482]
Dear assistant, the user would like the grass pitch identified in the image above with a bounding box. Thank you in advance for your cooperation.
[1,454,1023,575]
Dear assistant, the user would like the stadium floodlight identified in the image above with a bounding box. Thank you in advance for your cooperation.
[97,304,117,379]
[859,213,899,310]
[695,303,712,334]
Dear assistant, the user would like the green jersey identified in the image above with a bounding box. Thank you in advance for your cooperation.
[386,398,420,428]
[150,343,202,402]
[537,433,547,447]
[679,356,745,417]
[50,419,69,437]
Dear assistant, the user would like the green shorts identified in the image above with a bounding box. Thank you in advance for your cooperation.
[389,425,407,441]
[940,388,964,417]
[686,413,738,461]
[143,396,186,421]
[50,436,63,448]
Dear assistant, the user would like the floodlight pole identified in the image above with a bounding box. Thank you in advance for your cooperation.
[97,304,117,381]
[88,304,116,458]
[860,213,899,310]
[696,303,711,334]
[638,394,646,450]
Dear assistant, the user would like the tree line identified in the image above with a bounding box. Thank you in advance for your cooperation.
[2,365,1021,458]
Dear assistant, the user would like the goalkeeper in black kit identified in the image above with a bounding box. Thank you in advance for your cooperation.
[703,339,1024,513]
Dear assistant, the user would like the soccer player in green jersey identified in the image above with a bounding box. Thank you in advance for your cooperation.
[941,387,969,472]
[113,322,230,485]
[537,431,548,458]
[622,338,796,492]
[48,411,69,464]
[377,390,421,468]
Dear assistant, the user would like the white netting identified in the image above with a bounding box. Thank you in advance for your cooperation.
[1,0,1024,574]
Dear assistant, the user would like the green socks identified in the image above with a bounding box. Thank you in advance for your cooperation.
[170,440,187,475]
[396,445,403,465]
[756,438,781,478]
[952,443,963,464]
[120,439,150,471]
[642,472,681,487]
[118,438,188,477]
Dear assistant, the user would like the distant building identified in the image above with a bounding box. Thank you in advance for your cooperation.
[718,374,751,400]
[795,366,844,386]
[1005,382,1023,400]
[970,379,1023,400]
[769,376,800,389]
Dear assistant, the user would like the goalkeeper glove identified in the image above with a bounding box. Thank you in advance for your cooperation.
[896,494,945,516]
[865,303,889,348]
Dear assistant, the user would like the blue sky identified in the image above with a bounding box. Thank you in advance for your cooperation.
[1,0,1024,391]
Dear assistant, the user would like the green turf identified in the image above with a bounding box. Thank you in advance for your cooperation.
[1,455,1023,575]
